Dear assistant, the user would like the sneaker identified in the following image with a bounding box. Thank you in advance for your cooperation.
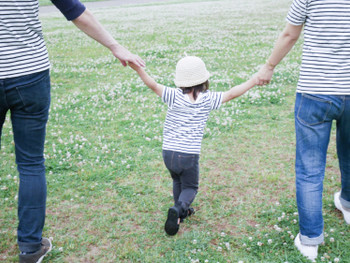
[334,191,350,224]
[165,206,180,236]
[180,207,195,223]
[294,233,318,262]
[19,237,52,263]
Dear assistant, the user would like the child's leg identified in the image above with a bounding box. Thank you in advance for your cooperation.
[170,171,181,206]
[162,150,182,206]
[177,155,199,215]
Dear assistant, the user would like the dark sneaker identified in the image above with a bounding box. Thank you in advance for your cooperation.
[165,206,180,236]
[180,207,195,223]
[19,237,52,263]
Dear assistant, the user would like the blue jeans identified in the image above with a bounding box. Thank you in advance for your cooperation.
[295,93,350,245]
[162,150,199,216]
[0,70,51,253]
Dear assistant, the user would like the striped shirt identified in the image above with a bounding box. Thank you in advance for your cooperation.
[162,86,223,154]
[287,0,350,95]
[0,0,85,79]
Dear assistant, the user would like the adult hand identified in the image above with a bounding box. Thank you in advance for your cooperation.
[256,63,274,86]
[111,44,145,68]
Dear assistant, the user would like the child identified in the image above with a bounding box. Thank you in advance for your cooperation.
[129,56,257,235]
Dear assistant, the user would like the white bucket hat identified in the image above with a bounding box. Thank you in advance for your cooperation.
[174,56,210,87]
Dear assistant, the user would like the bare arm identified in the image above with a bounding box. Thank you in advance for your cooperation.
[256,23,303,85]
[129,63,163,97]
[222,77,257,104]
[72,9,145,67]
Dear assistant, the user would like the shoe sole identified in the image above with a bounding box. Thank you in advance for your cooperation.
[37,238,52,263]
[165,207,179,236]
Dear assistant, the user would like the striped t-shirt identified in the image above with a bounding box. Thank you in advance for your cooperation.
[162,86,223,155]
[0,0,85,79]
[287,0,350,95]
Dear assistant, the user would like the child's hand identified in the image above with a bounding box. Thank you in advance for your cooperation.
[252,74,260,86]
[128,61,141,72]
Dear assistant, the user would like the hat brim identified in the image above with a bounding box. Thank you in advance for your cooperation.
[174,71,210,88]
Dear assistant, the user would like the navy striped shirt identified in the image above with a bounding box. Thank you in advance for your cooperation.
[162,85,223,154]
[287,0,350,95]
[0,0,85,79]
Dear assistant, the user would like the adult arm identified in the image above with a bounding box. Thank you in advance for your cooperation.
[129,63,163,97]
[222,77,257,103]
[256,23,303,85]
[51,0,145,67]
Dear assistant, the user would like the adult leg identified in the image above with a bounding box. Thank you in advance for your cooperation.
[0,80,8,147]
[295,93,334,245]
[0,108,6,148]
[8,71,51,253]
[337,96,350,207]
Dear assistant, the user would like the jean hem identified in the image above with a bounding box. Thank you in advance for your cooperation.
[18,240,41,253]
[299,232,324,246]
[340,193,350,209]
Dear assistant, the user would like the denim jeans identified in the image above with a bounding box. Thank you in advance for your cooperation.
[0,70,51,253]
[162,150,199,216]
[295,93,350,245]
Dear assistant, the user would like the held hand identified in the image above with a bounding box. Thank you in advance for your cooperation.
[128,61,140,72]
[256,64,274,86]
[111,44,145,68]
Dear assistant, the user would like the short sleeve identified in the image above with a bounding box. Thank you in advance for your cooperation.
[162,86,176,108]
[209,91,223,110]
[286,0,308,25]
[51,0,86,21]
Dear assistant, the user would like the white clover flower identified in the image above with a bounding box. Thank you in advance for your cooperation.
[268,239,273,244]
[192,239,197,244]
[330,237,335,242]
[257,241,263,246]
[221,232,226,237]
[334,258,340,262]
[217,246,222,252]
[248,236,253,241]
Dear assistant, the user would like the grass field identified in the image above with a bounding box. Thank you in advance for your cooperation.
[1,0,348,262]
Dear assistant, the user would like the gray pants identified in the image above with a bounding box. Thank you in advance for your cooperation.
[162,150,199,217]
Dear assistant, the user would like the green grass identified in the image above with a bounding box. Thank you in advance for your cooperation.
[1,0,348,262]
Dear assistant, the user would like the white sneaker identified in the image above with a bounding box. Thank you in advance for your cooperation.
[334,191,350,224]
[294,233,318,262]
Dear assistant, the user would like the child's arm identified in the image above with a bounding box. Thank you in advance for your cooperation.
[222,77,257,103]
[129,62,163,97]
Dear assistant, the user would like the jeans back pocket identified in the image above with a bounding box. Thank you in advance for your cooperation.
[296,94,332,126]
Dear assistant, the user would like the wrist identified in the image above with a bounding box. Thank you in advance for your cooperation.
[265,59,276,70]
[109,42,121,53]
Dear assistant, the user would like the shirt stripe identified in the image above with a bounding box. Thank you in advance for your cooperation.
[0,0,85,79]
[287,0,350,95]
[0,0,50,79]
[161,85,223,154]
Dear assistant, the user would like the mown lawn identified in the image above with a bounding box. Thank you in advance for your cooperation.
[1,0,347,262]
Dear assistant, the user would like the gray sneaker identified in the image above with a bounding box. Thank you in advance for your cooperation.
[19,238,52,263]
